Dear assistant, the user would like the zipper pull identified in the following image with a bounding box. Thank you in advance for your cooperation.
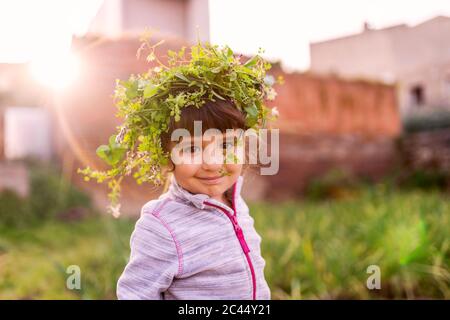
[231,215,250,253]
[231,214,238,227]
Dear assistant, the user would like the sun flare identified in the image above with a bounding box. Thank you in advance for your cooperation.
[29,52,81,90]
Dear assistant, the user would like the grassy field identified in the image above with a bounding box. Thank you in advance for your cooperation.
[0,184,448,299]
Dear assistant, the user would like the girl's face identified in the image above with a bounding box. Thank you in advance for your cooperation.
[170,130,243,204]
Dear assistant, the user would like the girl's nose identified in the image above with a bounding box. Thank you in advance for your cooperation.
[201,144,224,170]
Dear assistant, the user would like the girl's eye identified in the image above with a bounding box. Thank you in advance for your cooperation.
[223,142,234,149]
[183,145,200,154]
[223,138,238,149]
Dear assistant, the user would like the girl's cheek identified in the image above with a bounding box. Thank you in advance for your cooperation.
[225,163,243,176]
[174,163,202,178]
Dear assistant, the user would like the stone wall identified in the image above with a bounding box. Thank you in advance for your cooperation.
[398,128,450,172]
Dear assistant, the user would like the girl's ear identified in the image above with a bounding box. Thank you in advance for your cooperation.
[161,162,175,176]
[162,171,174,193]
[162,158,176,173]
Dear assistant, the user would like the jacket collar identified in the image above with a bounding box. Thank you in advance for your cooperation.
[166,174,244,212]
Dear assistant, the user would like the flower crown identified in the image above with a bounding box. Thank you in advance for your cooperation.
[77,33,283,216]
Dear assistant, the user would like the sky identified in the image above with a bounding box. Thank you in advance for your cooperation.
[0,0,102,63]
[1,0,450,71]
[209,0,450,71]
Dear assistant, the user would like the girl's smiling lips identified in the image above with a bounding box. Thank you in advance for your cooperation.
[196,175,224,185]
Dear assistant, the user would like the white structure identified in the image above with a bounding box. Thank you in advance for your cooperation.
[88,0,210,43]
[4,107,52,161]
[310,16,450,116]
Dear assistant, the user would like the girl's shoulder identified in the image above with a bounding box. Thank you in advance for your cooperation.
[131,197,180,250]
[140,196,168,217]
[138,194,193,229]
[140,194,187,218]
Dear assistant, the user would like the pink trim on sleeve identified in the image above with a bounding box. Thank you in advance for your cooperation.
[150,199,184,277]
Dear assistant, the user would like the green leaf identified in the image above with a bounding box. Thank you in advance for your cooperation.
[191,46,198,60]
[245,115,258,128]
[211,66,222,73]
[245,104,258,117]
[96,145,111,163]
[174,73,190,83]
[108,135,117,146]
[244,104,259,128]
[144,84,159,98]
[226,46,233,58]
[108,146,127,165]
[124,80,138,99]
[96,136,127,166]
[244,55,258,68]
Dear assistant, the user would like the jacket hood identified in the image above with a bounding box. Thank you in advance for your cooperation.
[165,174,244,211]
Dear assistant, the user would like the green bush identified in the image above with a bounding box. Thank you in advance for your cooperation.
[27,162,92,221]
[397,169,449,191]
[0,190,33,228]
[403,109,450,133]
[0,160,92,227]
[305,168,370,201]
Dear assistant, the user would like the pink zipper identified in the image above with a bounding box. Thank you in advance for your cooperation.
[203,183,256,300]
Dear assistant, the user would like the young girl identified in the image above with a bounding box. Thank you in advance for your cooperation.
[116,99,271,300]
[77,39,281,300]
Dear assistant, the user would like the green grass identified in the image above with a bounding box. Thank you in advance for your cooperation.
[254,185,449,299]
[0,217,134,299]
[0,185,448,299]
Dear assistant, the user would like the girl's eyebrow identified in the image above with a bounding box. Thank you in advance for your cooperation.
[178,132,241,145]
[224,132,242,141]
[179,135,202,142]
[177,136,202,146]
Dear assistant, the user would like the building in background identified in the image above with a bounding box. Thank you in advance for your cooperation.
[310,16,450,116]
[88,0,210,43]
